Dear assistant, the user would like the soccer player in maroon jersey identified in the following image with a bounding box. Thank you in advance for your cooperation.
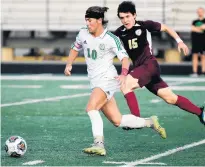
[114,1,205,126]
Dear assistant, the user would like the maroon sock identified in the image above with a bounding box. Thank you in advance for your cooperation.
[124,92,140,117]
[175,95,201,115]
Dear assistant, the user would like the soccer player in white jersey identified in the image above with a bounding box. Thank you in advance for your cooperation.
[64,6,166,156]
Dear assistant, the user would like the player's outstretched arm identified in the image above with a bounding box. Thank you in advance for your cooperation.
[160,24,189,56]
[64,49,79,76]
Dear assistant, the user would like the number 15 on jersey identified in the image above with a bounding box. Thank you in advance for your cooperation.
[128,38,138,50]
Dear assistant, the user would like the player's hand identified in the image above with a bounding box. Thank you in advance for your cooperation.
[178,42,189,56]
[115,75,126,84]
[64,64,72,76]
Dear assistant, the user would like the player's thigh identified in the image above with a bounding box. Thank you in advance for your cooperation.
[121,74,140,94]
[86,87,108,112]
[129,59,160,88]
[152,79,178,104]
[101,97,122,127]
[146,76,168,96]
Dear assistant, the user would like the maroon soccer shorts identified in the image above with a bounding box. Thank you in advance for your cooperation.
[129,58,168,95]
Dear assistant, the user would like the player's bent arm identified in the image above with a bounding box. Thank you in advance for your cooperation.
[160,24,183,42]
[66,49,79,66]
[200,24,205,30]
[191,25,203,33]
[161,24,189,55]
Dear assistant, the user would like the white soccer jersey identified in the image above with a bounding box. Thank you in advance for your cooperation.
[71,27,128,97]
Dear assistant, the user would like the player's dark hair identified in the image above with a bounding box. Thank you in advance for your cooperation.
[85,6,109,25]
[117,1,136,17]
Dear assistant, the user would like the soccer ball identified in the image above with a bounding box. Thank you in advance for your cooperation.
[5,136,27,157]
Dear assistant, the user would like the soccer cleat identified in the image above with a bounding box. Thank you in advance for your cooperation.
[199,106,205,125]
[83,141,106,156]
[151,116,167,139]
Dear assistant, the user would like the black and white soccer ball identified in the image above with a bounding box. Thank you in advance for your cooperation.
[5,136,27,157]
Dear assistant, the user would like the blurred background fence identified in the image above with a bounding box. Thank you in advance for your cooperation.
[3,0,204,31]
[1,0,205,74]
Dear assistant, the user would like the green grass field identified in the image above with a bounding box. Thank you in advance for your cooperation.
[1,75,205,166]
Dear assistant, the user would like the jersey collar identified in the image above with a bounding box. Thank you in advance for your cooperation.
[99,28,108,38]
[134,20,140,26]
[134,23,140,26]
[121,21,140,31]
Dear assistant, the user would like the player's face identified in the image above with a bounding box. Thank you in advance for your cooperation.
[197,8,204,18]
[85,18,101,34]
[119,12,136,30]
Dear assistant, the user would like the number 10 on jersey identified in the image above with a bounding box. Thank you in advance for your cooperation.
[87,48,97,60]
[128,38,138,50]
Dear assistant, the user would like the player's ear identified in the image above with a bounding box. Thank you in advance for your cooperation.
[133,13,137,19]
[98,18,103,24]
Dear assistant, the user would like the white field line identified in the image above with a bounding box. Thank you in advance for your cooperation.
[163,77,205,82]
[23,160,44,165]
[103,139,205,166]
[102,161,166,165]
[1,85,42,88]
[60,85,90,89]
[140,162,166,165]
[150,99,162,103]
[1,75,205,82]
[170,86,205,91]
[61,84,205,91]
[1,93,90,108]
[168,81,195,86]
[1,75,89,81]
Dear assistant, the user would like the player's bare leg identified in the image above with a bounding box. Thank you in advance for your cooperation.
[157,87,205,125]
[157,87,178,105]
[101,97,166,139]
[101,97,122,127]
[201,55,205,75]
[121,74,141,117]
[86,87,107,112]
[83,87,107,156]
[121,74,141,94]
[191,53,199,77]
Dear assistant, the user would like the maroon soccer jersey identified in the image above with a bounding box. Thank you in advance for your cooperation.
[114,20,161,66]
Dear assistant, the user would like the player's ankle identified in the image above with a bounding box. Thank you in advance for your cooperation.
[145,119,153,128]
[94,136,104,143]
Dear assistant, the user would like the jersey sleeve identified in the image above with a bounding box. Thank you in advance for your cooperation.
[110,35,129,61]
[71,30,83,51]
[143,20,161,32]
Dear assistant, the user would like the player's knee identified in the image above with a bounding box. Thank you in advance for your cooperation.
[125,74,139,90]
[120,83,130,95]
[163,95,177,105]
[110,118,121,127]
[86,104,97,112]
